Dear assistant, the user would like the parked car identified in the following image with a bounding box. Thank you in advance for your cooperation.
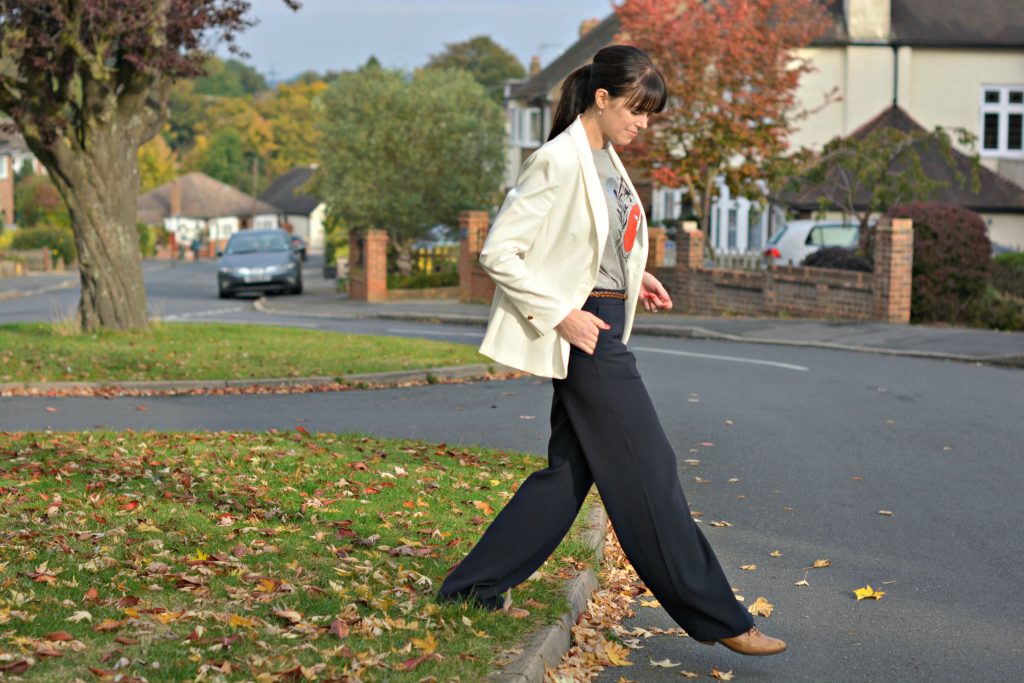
[216,229,302,298]
[762,219,859,266]
[289,234,307,262]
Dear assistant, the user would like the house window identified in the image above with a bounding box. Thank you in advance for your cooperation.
[509,106,543,147]
[981,86,1024,156]
[0,156,8,180]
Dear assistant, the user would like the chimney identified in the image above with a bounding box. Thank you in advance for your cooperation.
[529,55,542,76]
[844,0,891,41]
[169,178,182,217]
[579,18,600,38]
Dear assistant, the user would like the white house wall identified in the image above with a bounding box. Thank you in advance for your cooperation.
[985,213,1024,251]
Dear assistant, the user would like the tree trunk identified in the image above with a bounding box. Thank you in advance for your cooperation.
[37,122,150,331]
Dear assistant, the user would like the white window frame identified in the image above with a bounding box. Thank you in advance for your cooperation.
[509,106,542,147]
[980,85,1024,158]
[0,155,8,180]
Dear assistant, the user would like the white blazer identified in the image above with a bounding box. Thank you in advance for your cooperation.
[478,115,649,379]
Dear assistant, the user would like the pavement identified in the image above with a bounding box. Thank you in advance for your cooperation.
[253,280,1024,367]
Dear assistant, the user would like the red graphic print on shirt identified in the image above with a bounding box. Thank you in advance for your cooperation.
[624,203,641,253]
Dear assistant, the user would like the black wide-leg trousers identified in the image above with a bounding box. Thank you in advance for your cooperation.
[437,293,754,640]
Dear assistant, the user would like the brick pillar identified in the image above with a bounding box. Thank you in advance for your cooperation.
[0,156,13,225]
[873,217,913,323]
[646,226,666,271]
[348,228,389,302]
[678,221,704,271]
[459,210,496,304]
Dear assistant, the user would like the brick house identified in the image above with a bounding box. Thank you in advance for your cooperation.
[503,0,1024,253]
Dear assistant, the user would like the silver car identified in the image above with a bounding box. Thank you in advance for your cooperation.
[762,220,859,266]
[216,229,303,298]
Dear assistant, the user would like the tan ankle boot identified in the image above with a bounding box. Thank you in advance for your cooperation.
[700,625,787,656]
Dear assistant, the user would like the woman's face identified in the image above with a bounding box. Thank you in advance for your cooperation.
[595,91,650,147]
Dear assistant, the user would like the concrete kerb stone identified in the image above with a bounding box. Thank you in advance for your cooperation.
[489,502,608,683]
[0,363,509,396]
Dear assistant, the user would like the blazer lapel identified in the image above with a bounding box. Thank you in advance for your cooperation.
[567,116,609,274]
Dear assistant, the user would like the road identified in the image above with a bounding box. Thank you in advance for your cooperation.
[2,259,1023,681]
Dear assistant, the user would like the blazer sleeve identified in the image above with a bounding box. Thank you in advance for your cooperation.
[479,148,574,337]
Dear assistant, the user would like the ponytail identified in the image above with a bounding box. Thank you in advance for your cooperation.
[545,46,667,143]
[548,65,592,141]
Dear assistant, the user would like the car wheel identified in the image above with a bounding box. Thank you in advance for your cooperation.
[292,277,303,295]
[218,288,233,299]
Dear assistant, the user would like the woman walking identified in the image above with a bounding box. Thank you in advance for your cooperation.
[437,45,786,657]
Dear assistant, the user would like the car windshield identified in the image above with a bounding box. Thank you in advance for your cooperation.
[225,233,291,254]
[767,226,788,245]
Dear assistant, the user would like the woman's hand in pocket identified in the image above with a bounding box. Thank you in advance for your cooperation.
[556,309,610,355]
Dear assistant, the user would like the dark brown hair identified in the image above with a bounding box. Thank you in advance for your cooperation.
[547,45,667,142]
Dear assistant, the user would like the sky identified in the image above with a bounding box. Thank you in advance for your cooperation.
[219,0,616,81]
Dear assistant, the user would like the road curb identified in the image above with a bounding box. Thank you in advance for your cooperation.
[0,363,518,396]
[489,501,607,683]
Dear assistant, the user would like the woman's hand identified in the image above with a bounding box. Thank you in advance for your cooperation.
[640,271,672,312]
[556,308,610,355]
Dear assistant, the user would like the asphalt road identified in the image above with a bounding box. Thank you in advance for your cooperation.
[2,259,1023,681]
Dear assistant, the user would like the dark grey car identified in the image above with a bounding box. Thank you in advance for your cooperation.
[216,229,302,299]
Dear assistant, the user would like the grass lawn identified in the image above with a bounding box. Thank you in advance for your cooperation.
[0,430,599,681]
[0,322,488,383]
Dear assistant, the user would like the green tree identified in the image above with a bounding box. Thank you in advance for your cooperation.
[426,36,525,103]
[0,0,298,331]
[256,80,328,175]
[138,134,179,192]
[14,172,71,228]
[318,65,506,275]
[193,56,268,97]
[197,128,249,189]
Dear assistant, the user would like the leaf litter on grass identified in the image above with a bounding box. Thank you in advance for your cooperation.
[0,430,594,681]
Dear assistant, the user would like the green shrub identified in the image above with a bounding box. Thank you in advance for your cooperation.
[387,269,459,289]
[963,286,1024,331]
[11,224,77,266]
[886,202,991,323]
[992,252,1024,298]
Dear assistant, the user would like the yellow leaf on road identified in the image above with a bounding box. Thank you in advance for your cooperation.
[769,550,782,557]
[740,564,757,571]
[604,640,633,666]
[639,599,661,608]
[794,579,810,587]
[854,585,886,600]
[811,559,831,568]
[711,668,735,680]
[747,596,774,617]
[680,671,699,679]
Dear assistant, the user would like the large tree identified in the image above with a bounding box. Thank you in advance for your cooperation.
[426,35,525,103]
[317,64,506,275]
[0,0,298,331]
[615,0,834,235]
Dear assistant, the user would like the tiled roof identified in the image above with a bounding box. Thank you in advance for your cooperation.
[258,166,321,215]
[508,1,1023,103]
[138,172,280,224]
[778,106,1024,213]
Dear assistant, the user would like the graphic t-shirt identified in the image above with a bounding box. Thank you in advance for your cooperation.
[592,146,642,290]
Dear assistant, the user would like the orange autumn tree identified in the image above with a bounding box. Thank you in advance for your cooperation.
[615,0,835,235]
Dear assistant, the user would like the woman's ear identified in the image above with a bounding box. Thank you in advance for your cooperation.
[594,88,609,110]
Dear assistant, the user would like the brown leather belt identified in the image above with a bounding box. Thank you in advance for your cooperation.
[588,289,627,300]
